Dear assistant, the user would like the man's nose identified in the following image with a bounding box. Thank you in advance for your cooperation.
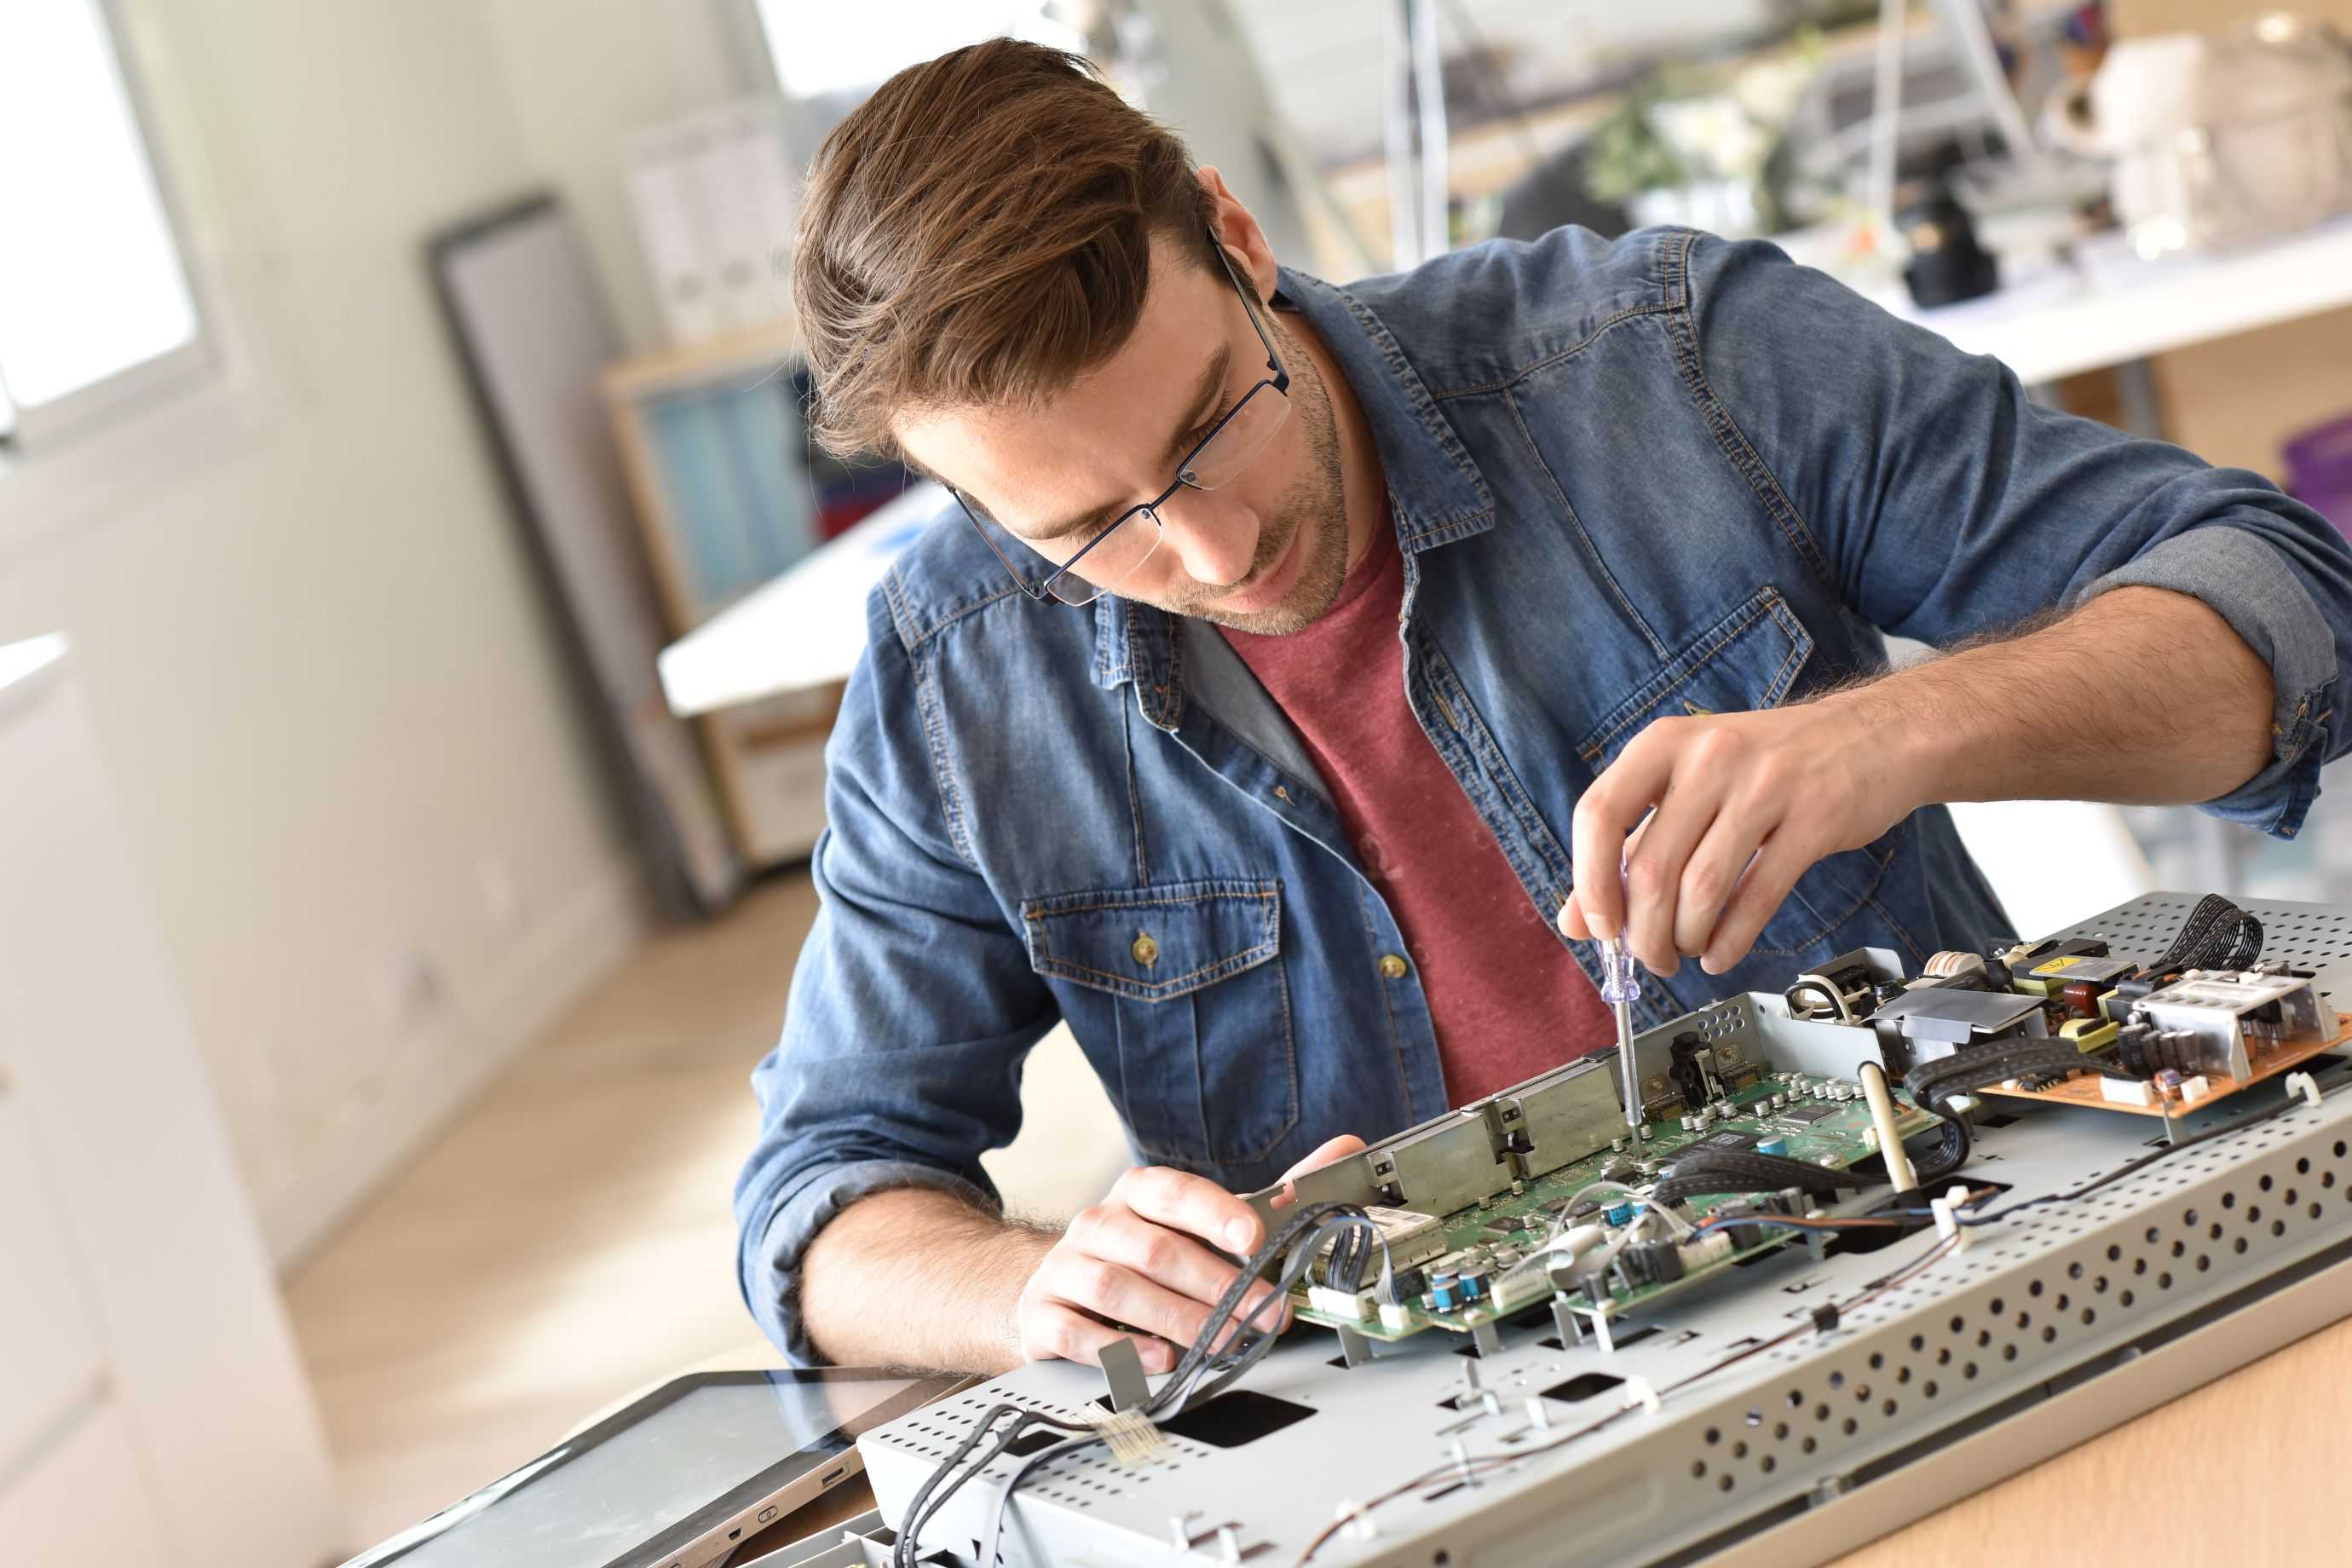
[1156,495,1257,587]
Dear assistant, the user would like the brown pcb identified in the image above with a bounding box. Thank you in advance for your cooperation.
[1978,1012,2350,1118]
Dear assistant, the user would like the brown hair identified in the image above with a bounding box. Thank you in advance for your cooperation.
[791,37,1213,458]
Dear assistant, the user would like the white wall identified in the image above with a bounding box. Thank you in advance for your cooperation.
[477,0,750,355]
[0,0,738,1265]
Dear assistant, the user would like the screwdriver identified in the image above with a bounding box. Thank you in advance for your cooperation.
[1600,934,1643,1138]
[1596,848,1645,1139]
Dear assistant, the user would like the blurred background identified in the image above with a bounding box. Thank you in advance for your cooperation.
[3,2,2350,1564]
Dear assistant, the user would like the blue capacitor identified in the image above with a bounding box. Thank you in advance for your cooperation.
[1756,1136,1789,1156]
[1459,1270,1485,1302]
[1603,1201,1636,1228]
[1428,1271,1460,1311]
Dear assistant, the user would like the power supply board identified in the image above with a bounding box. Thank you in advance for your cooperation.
[829,894,2352,1568]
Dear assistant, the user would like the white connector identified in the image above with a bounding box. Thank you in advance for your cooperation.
[1928,1183,1973,1251]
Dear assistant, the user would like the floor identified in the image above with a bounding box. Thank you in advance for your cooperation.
[284,870,2352,1565]
[282,872,1127,1549]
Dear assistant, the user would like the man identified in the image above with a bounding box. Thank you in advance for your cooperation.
[736,40,2352,1377]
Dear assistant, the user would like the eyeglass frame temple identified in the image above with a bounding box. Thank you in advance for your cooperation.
[959,228,1291,602]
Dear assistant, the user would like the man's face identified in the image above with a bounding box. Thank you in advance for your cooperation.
[895,233,1352,636]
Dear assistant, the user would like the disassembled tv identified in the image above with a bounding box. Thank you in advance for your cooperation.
[781,893,2352,1568]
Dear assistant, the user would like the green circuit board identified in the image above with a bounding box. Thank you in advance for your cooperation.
[1291,1072,1940,1341]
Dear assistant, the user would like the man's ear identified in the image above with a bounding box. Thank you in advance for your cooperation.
[1197,165,1279,301]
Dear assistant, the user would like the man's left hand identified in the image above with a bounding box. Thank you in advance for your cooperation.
[1556,694,1923,976]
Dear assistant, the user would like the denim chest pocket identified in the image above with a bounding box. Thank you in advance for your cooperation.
[1019,877,1299,1171]
[1573,587,1916,960]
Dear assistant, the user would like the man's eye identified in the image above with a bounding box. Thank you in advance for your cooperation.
[1185,401,1237,453]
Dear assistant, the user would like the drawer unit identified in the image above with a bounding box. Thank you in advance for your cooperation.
[0,1093,108,1474]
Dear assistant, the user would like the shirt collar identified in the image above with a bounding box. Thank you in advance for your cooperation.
[1092,266,1496,707]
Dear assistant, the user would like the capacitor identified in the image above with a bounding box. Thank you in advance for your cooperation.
[1756,1135,1789,1156]
[1459,1269,1486,1302]
[1625,1240,1684,1285]
[1680,1115,1698,1133]
[1611,1138,1628,1154]
[1713,1099,1734,1119]
[1428,1271,1460,1311]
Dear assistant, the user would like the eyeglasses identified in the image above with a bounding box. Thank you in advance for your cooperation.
[955,233,1292,606]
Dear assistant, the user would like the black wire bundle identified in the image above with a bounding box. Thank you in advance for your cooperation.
[2151,893,2264,971]
[891,1200,1386,1567]
[1651,1148,1850,1208]
[1906,1117,1972,1185]
[1905,1038,2119,1108]
[1324,1220,1375,1293]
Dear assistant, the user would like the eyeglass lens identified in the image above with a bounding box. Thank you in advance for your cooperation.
[1047,381,1290,603]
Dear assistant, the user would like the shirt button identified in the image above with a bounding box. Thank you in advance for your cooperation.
[1379,954,1410,980]
[1273,785,1291,801]
[1133,932,1160,968]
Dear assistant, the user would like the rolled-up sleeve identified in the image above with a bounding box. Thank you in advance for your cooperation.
[1687,232,2352,838]
[2081,522,2341,834]
[733,582,1056,1366]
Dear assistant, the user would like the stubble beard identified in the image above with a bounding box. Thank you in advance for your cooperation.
[1160,319,1352,637]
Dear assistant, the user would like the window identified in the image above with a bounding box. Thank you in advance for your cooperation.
[743,1,1085,101]
[0,0,206,453]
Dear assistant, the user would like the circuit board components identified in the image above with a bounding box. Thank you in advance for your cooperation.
[1283,1070,1940,1344]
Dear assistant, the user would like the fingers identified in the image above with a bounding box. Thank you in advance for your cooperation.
[1571,723,1681,942]
[1028,1248,1289,1362]
[1699,832,1816,974]
[1621,779,1729,977]
[1069,1202,1248,1308]
[1033,1250,1238,1352]
[1672,801,1775,960]
[1112,1164,1265,1255]
[1557,895,1592,941]
[1019,1303,1178,1375]
[1278,1133,1366,1185]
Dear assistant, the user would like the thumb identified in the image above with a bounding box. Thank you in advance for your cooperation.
[1558,896,1594,940]
[1277,1133,1367,1190]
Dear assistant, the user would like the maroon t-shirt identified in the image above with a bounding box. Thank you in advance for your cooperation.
[1220,522,1616,1104]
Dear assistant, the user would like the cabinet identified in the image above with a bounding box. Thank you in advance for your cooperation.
[0,637,343,1566]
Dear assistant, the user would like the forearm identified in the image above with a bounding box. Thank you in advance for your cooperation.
[1852,585,2273,814]
[799,1186,1056,1373]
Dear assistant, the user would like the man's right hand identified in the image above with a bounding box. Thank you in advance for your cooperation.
[1012,1135,1366,1374]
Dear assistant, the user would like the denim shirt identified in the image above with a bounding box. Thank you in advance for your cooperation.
[736,226,2352,1363]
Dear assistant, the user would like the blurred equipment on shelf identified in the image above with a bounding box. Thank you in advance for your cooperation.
[2044,16,2352,258]
[605,326,917,870]
[1898,169,2001,305]
[2286,411,2352,542]
[623,97,804,348]
[650,486,938,868]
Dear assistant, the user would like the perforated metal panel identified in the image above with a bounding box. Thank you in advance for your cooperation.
[2051,891,2352,991]
[856,896,2352,1567]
